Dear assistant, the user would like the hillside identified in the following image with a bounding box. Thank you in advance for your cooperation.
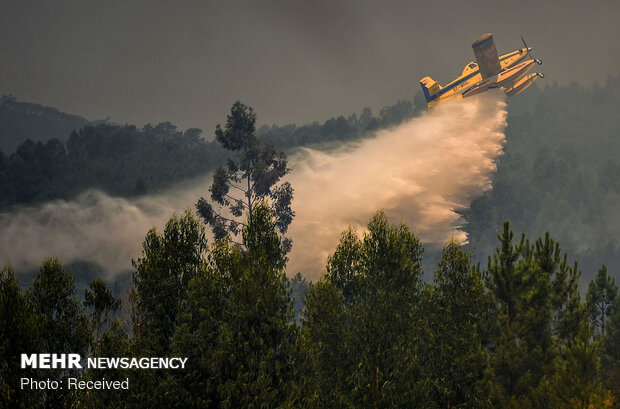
[0,94,91,154]
[463,75,620,281]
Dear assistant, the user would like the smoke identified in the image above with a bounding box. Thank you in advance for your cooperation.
[0,183,205,276]
[287,92,507,278]
[0,92,507,279]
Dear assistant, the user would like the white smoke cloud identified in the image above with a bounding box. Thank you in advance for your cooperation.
[287,92,508,278]
[0,92,507,279]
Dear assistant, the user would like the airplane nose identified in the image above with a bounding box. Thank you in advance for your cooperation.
[527,47,533,52]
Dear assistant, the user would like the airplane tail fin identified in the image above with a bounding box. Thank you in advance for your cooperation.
[420,76,441,103]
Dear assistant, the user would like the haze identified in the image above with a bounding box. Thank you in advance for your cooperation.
[0,93,507,280]
[1,0,618,135]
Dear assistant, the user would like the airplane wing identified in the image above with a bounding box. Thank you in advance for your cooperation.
[472,33,501,79]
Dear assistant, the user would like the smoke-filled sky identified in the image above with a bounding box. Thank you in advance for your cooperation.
[1,0,618,134]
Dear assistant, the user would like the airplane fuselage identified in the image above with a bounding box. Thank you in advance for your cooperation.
[426,47,531,106]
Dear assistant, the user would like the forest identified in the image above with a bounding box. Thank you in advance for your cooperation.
[464,75,620,280]
[2,94,620,408]
[1,207,619,408]
[0,94,424,210]
[2,77,620,279]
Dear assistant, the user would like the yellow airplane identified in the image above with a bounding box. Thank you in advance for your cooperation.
[420,33,544,107]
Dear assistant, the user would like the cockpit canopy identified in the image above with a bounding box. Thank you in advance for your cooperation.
[461,62,478,76]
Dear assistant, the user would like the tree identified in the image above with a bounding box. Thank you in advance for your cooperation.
[196,101,294,250]
[72,319,132,409]
[485,222,554,407]
[130,210,207,408]
[605,296,620,407]
[428,241,490,409]
[547,323,610,409]
[534,232,585,343]
[28,258,91,409]
[172,202,297,408]
[288,278,350,409]
[84,277,121,349]
[288,272,309,323]
[0,265,41,409]
[301,211,426,407]
[132,210,207,354]
[587,265,618,337]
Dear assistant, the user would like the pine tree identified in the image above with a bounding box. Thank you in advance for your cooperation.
[535,233,584,343]
[485,222,554,407]
[547,323,610,409]
[587,265,618,337]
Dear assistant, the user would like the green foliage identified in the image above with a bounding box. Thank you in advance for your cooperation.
[132,210,207,354]
[72,319,132,409]
[0,264,41,409]
[587,265,618,337]
[4,190,620,408]
[84,277,121,349]
[0,122,225,208]
[28,258,91,409]
[196,101,294,251]
[428,241,490,408]
[172,202,297,408]
[288,278,350,408]
[298,211,427,407]
[464,76,620,281]
[29,258,91,358]
[484,223,554,406]
[545,323,610,409]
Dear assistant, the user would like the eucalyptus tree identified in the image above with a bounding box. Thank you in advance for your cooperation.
[196,101,294,251]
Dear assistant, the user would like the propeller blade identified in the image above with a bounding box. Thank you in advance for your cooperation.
[521,35,542,65]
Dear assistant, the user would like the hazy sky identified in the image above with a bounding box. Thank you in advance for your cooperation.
[1,0,618,135]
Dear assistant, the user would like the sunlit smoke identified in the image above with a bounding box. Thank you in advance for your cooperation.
[287,92,507,278]
[0,92,507,279]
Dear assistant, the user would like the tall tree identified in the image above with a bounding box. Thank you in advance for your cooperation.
[429,241,490,408]
[287,278,350,409]
[129,210,207,409]
[587,265,618,337]
[604,296,620,407]
[196,101,294,250]
[84,277,121,350]
[485,222,554,408]
[301,211,426,407]
[132,210,207,354]
[288,272,309,323]
[0,265,41,409]
[172,202,296,408]
[547,323,610,409]
[28,258,91,409]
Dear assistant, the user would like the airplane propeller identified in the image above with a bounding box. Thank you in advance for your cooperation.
[521,35,542,65]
